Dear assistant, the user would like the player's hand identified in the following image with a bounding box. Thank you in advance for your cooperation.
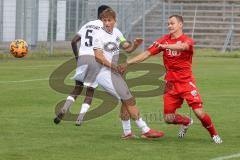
[154,42,167,49]
[110,65,117,73]
[117,63,128,75]
[133,38,144,46]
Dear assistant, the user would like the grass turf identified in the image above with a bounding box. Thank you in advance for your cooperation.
[0,55,240,160]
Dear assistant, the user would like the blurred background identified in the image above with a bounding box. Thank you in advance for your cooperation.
[0,0,239,54]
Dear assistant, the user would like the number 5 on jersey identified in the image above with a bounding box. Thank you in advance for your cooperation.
[85,29,93,47]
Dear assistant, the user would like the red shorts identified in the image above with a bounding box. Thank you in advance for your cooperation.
[164,80,203,114]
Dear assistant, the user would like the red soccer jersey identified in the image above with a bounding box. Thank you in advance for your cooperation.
[147,34,194,82]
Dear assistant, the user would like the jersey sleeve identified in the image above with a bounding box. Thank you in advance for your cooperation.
[119,36,126,44]
[115,29,126,44]
[184,37,194,52]
[77,24,86,37]
[147,37,165,55]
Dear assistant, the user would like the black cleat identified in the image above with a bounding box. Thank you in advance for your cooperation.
[53,113,64,124]
[75,122,82,126]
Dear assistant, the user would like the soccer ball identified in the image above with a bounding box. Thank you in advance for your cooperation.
[9,39,28,58]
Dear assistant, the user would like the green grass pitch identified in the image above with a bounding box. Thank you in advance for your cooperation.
[0,54,240,160]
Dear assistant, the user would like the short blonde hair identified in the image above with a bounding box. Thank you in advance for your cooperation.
[100,8,116,20]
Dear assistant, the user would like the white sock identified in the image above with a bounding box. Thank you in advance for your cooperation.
[80,103,90,114]
[135,118,150,134]
[67,96,75,101]
[121,120,131,136]
[62,96,75,112]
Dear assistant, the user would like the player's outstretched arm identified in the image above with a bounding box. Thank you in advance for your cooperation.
[159,42,190,51]
[127,50,151,65]
[121,38,143,53]
[94,48,118,72]
[71,35,81,60]
[117,51,151,74]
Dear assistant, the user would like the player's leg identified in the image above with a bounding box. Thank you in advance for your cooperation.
[163,81,191,125]
[97,71,163,138]
[75,55,101,126]
[62,80,84,112]
[54,81,84,124]
[122,99,148,134]
[97,71,135,138]
[76,86,95,126]
[185,80,222,143]
[163,92,193,138]
[120,104,137,139]
[192,108,222,144]
[121,98,164,138]
[113,74,164,138]
[54,56,90,124]
[163,93,192,125]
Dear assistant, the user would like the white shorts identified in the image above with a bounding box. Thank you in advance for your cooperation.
[72,55,101,88]
[96,69,133,100]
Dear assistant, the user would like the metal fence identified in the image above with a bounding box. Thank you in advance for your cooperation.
[130,1,240,50]
[0,0,239,54]
[0,0,159,53]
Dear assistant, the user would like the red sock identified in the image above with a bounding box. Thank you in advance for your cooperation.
[200,114,217,137]
[173,114,190,125]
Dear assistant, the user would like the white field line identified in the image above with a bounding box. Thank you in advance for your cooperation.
[0,64,57,69]
[0,78,49,84]
[210,153,240,160]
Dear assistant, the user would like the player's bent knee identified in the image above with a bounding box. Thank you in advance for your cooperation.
[121,97,139,120]
[190,102,203,110]
[164,114,175,124]
[130,113,139,121]
[71,85,83,97]
[121,97,136,106]
[120,112,130,120]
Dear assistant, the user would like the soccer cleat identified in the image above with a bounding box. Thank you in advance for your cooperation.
[141,129,164,138]
[121,133,138,140]
[212,135,223,144]
[75,120,82,126]
[75,113,85,126]
[178,118,193,138]
[53,112,64,124]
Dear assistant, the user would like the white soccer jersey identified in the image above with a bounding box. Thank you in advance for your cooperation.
[93,27,126,68]
[77,19,103,56]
